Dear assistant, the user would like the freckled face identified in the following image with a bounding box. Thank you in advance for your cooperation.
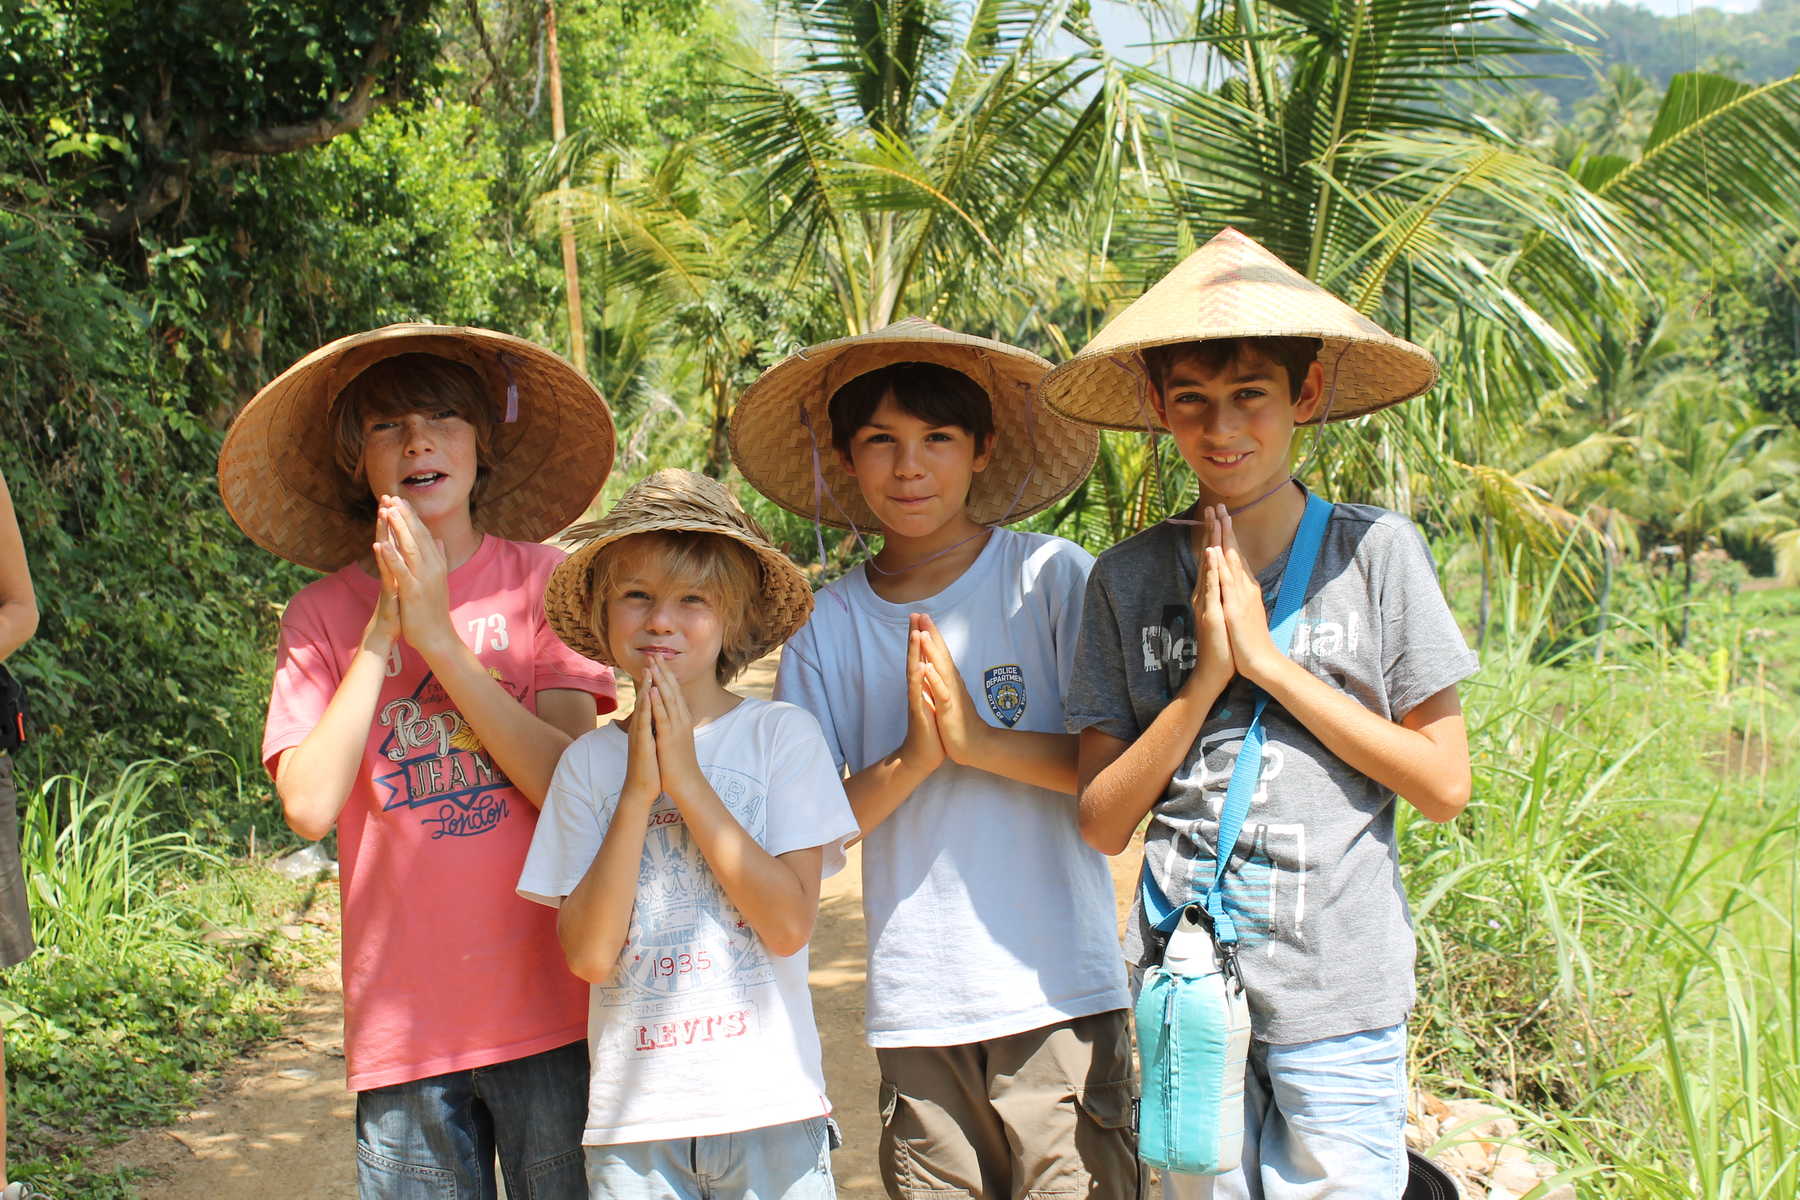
[840,395,992,538]
[603,552,727,689]
[1151,351,1322,506]
[358,408,480,526]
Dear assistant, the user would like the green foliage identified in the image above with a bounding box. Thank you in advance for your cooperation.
[0,192,300,793]
[0,0,443,227]
[1405,550,1800,1192]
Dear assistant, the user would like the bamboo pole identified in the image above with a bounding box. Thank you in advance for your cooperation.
[545,0,586,375]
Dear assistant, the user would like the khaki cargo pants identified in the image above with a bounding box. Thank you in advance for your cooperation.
[876,1008,1138,1200]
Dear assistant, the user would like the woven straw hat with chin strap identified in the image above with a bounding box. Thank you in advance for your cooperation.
[728,317,1099,531]
[543,469,814,668]
[218,324,616,572]
[1039,227,1439,431]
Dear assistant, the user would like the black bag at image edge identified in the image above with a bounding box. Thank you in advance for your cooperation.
[0,664,26,754]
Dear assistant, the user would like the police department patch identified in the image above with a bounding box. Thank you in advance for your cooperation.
[984,665,1026,728]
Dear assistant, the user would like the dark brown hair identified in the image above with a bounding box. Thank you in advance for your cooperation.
[330,353,498,521]
[1141,337,1322,402]
[827,361,995,458]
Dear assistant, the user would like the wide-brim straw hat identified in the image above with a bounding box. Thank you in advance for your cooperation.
[728,317,1099,531]
[219,324,615,572]
[543,469,813,667]
[1040,227,1439,431]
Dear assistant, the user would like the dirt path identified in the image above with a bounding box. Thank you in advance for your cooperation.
[105,650,1102,1198]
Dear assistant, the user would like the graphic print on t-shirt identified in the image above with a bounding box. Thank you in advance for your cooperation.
[610,764,773,1059]
[1163,613,1361,962]
[983,665,1027,727]
[1186,723,1307,958]
[371,671,518,839]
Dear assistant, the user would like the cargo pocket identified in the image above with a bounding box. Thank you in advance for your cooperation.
[1073,1081,1141,1200]
[1075,1081,1134,1130]
[878,1080,968,1199]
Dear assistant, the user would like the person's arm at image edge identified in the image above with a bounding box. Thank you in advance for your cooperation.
[0,469,39,661]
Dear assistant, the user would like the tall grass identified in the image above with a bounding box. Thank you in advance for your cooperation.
[19,757,222,961]
[1409,539,1800,1194]
[2,757,293,1196]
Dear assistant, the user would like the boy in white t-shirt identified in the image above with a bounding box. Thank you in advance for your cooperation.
[518,469,858,1200]
[729,321,1137,1200]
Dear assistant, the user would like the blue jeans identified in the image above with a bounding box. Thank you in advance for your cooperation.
[1160,1023,1409,1200]
[356,1040,588,1200]
[582,1116,837,1200]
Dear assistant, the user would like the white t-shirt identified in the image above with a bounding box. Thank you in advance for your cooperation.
[776,528,1129,1048]
[517,698,858,1145]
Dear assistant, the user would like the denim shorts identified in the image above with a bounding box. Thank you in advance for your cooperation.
[355,1039,588,1200]
[1159,1022,1409,1200]
[581,1115,837,1200]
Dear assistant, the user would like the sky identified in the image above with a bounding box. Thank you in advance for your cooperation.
[1089,0,1770,66]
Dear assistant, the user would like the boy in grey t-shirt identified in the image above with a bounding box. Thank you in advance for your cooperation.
[1041,228,1478,1200]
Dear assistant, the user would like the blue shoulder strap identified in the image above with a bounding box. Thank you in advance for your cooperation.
[1140,492,1333,944]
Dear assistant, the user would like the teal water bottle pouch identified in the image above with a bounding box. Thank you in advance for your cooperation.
[1136,908,1253,1175]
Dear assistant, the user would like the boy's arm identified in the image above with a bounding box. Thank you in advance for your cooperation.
[1078,525,1237,853]
[915,613,1078,793]
[554,709,657,982]
[1240,666,1470,821]
[1076,662,1232,855]
[839,618,945,841]
[0,468,39,661]
[1214,514,1471,821]
[645,660,825,955]
[378,500,594,807]
[274,555,403,842]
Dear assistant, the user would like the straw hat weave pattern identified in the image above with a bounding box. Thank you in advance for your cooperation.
[729,317,1099,531]
[218,324,615,572]
[1040,228,1439,431]
[543,469,814,668]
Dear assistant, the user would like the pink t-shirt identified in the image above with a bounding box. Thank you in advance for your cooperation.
[263,535,617,1092]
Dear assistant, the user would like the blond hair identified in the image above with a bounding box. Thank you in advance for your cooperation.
[587,530,766,684]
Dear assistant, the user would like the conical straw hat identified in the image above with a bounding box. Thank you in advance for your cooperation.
[1040,228,1438,430]
[728,317,1099,531]
[543,469,814,668]
[218,324,615,572]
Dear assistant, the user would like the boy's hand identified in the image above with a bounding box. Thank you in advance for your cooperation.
[901,617,947,774]
[915,614,987,766]
[376,497,457,658]
[1214,508,1281,683]
[1183,506,1235,696]
[363,533,403,653]
[622,670,662,805]
[646,658,708,803]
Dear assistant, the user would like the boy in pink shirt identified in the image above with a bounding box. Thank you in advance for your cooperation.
[220,325,618,1199]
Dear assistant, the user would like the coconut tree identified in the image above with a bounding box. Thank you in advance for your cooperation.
[716,0,1123,335]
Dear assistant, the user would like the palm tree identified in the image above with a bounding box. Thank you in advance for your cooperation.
[717,0,1120,335]
[1616,385,1797,644]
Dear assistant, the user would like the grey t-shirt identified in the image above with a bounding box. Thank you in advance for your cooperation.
[1066,498,1479,1044]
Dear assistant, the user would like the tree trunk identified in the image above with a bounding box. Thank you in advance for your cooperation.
[546,0,586,376]
[1477,515,1492,651]
[1593,514,1612,663]
[1679,536,1694,647]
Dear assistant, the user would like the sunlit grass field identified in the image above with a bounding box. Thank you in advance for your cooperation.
[1408,576,1799,1196]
